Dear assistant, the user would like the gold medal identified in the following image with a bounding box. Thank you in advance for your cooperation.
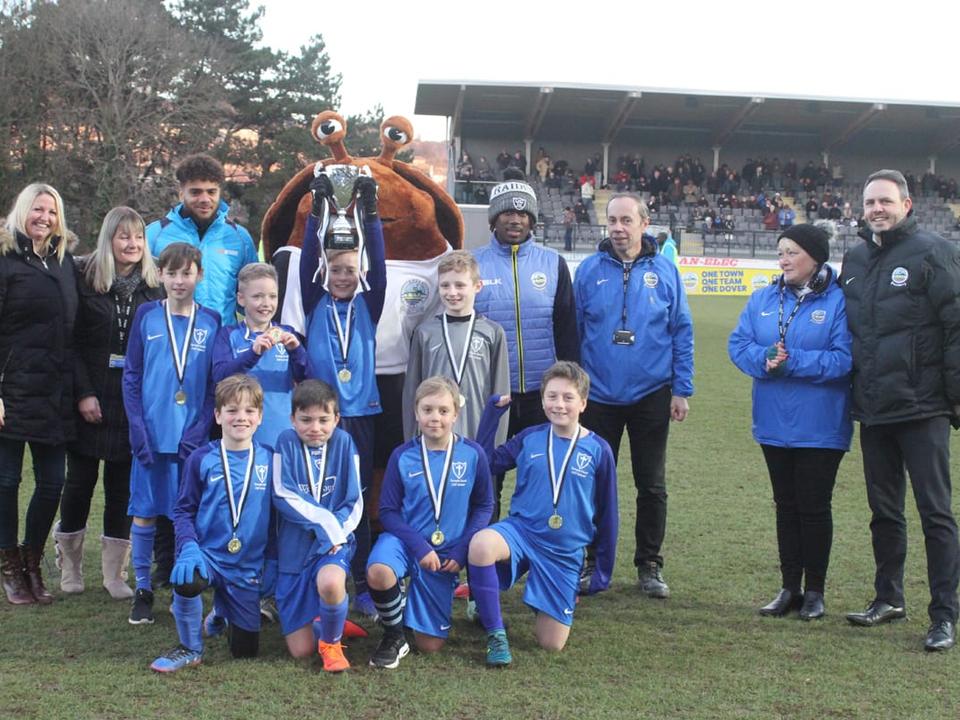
[548,513,564,530]
[267,326,283,343]
[175,390,187,405]
[227,536,242,554]
[338,367,352,383]
[430,529,445,546]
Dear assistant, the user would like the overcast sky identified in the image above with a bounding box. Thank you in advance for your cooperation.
[259,0,960,142]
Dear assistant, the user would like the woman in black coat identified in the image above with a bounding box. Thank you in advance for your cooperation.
[0,183,79,606]
[54,207,161,599]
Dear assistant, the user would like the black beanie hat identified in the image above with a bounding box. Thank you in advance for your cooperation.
[779,223,830,265]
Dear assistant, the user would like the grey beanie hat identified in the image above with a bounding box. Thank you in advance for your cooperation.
[488,181,539,227]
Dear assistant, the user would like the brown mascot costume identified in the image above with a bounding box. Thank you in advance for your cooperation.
[261,110,463,609]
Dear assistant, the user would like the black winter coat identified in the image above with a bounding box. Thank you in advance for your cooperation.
[0,229,79,445]
[840,215,960,425]
[71,259,162,462]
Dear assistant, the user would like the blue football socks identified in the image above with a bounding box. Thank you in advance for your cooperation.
[131,523,156,592]
[468,562,504,632]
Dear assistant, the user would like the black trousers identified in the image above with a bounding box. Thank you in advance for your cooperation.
[60,452,132,539]
[582,386,671,568]
[860,416,960,623]
[760,445,844,594]
[491,390,548,522]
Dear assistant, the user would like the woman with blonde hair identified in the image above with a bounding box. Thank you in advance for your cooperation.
[0,183,79,605]
[54,207,161,599]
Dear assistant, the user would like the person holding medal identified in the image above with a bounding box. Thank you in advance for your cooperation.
[123,242,220,625]
[468,361,618,666]
[270,380,363,672]
[728,221,852,620]
[213,262,308,449]
[150,375,273,672]
[299,166,386,621]
[401,250,510,445]
[365,377,493,669]
[55,207,162,601]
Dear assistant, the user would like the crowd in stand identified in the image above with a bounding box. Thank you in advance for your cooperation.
[454,148,960,242]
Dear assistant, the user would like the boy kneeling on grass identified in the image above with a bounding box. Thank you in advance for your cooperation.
[470,361,619,666]
[271,380,363,672]
[151,375,273,672]
[366,377,493,669]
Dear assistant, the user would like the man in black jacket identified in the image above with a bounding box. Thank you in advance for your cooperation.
[840,169,960,652]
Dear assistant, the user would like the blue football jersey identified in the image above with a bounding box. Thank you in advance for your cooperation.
[271,427,363,574]
[174,441,273,587]
[212,322,308,448]
[379,436,493,568]
[123,301,220,454]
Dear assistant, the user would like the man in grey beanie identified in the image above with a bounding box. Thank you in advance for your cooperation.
[473,173,579,520]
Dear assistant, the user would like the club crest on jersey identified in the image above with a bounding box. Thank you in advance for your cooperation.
[469,336,485,358]
[400,278,429,310]
[191,328,208,351]
[890,267,908,287]
[274,343,288,358]
[314,457,323,470]
[531,272,547,291]
[643,272,659,288]
[810,309,827,324]
[576,452,592,471]
[452,461,467,480]
[254,465,268,490]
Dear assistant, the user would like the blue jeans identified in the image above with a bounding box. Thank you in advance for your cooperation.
[0,438,66,549]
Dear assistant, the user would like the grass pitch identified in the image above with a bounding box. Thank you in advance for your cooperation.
[2,297,958,719]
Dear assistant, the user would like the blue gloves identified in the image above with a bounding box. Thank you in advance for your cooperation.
[170,540,208,587]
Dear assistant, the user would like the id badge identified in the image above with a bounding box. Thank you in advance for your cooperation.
[613,330,635,346]
[108,354,126,369]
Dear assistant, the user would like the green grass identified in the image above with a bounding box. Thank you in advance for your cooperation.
[3,296,960,719]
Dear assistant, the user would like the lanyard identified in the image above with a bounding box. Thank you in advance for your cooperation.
[620,261,634,330]
[777,285,806,345]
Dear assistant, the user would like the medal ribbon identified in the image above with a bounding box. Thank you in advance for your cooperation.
[441,312,477,387]
[547,426,580,511]
[302,442,328,503]
[776,285,807,345]
[221,444,255,533]
[164,300,197,387]
[420,434,454,528]
[330,298,355,365]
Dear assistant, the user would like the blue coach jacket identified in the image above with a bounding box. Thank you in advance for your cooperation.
[728,266,853,450]
[575,239,694,404]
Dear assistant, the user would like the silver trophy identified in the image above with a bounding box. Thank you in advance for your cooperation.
[321,163,371,249]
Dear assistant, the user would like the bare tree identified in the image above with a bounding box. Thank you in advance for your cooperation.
[0,0,234,245]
